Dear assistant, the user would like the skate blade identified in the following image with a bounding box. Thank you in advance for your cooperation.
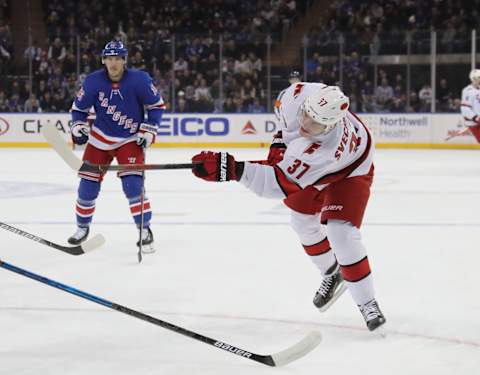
[317,283,347,312]
[141,244,156,254]
[373,324,387,338]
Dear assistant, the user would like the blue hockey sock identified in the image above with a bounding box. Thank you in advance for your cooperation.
[75,179,101,227]
[121,175,152,228]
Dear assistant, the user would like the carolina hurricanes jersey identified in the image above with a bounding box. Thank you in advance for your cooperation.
[461,84,480,126]
[71,68,165,150]
[240,83,373,199]
[274,82,329,144]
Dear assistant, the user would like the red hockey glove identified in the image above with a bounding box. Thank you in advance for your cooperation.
[191,151,244,182]
[266,131,286,165]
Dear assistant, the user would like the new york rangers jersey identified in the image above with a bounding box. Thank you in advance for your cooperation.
[461,84,480,126]
[72,68,165,150]
[241,82,373,199]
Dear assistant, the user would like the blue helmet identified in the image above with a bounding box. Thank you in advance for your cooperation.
[101,40,128,58]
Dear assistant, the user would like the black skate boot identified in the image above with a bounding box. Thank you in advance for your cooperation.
[136,227,155,254]
[68,226,89,245]
[313,261,347,312]
[358,299,386,331]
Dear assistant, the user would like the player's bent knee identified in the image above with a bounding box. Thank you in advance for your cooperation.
[121,175,143,198]
[290,210,321,235]
[78,178,101,201]
[325,219,360,250]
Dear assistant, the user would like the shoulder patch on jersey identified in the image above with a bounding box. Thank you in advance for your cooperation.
[303,142,321,154]
[293,83,305,98]
[150,83,158,96]
[76,87,85,101]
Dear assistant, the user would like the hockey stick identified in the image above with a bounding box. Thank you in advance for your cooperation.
[0,221,105,255]
[41,124,196,173]
[0,259,321,366]
[138,149,145,263]
[445,127,471,141]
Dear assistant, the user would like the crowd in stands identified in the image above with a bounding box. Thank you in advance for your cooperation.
[0,0,300,113]
[0,0,474,114]
[304,0,475,112]
[308,0,480,56]
[0,0,12,76]
[306,51,462,113]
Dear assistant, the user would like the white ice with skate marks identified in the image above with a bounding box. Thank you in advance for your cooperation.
[0,148,479,374]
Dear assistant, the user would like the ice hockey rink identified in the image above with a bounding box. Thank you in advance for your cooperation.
[1,147,479,375]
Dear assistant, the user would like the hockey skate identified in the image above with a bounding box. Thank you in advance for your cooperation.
[313,262,347,312]
[68,226,89,245]
[358,299,386,331]
[137,227,155,254]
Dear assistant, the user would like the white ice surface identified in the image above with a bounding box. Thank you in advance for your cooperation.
[0,147,479,374]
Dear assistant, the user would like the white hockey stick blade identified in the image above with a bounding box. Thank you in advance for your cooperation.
[318,283,348,312]
[270,331,322,367]
[80,234,106,253]
[42,125,82,172]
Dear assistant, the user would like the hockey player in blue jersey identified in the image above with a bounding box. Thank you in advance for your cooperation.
[68,40,165,253]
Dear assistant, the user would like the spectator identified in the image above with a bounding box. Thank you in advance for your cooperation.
[24,93,42,112]
[23,39,43,68]
[39,92,53,112]
[234,53,253,76]
[174,56,188,72]
[437,78,452,112]
[240,78,256,107]
[47,37,66,62]
[130,50,146,70]
[374,78,394,112]
[7,93,23,112]
[407,91,422,112]
[194,78,212,103]
[418,83,433,111]
[223,97,236,113]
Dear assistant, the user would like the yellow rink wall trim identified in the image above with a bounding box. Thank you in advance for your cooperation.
[1,142,480,150]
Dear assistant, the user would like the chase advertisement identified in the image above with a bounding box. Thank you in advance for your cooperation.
[0,112,478,148]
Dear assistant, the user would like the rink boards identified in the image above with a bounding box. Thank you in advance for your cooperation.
[0,112,478,149]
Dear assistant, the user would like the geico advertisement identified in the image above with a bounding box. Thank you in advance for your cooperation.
[156,114,277,143]
[358,114,431,143]
[0,113,278,144]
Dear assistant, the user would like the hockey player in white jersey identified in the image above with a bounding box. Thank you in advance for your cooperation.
[460,69,480,142]
[191,84,386,331]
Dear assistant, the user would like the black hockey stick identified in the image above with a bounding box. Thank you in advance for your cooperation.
[81,162,197,173]
[0,259,321,366]
[0,221,105,255]
[138,148,145,263]
[41,124,196,173]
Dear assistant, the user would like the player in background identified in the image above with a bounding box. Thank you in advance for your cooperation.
[461,69,480,142]
[191,84,386,331]
[68,40,165,253]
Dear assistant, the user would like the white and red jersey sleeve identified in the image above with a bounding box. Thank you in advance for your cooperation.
[461,85,480,125]
[239,111,374,198]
